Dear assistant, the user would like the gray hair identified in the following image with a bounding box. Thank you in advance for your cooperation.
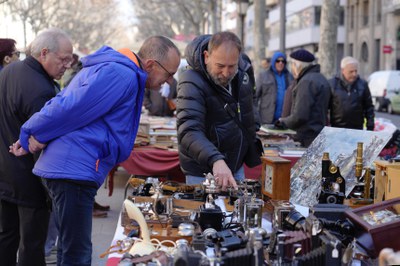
[30,28,72,58]
[291,58,313,73]
[138,36,180,62]
[341,56,358,68]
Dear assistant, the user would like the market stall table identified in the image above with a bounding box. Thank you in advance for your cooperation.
[107,146,301,197]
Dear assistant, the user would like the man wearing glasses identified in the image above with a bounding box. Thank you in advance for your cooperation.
[10,36,180,265]
[0,38,20,71]
[0,28,73,266]
[254,51,293,125]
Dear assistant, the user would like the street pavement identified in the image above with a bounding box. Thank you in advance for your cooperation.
[91,168,130,266]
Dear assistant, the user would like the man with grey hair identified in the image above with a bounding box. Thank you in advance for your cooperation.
[329,56,374,130]
[10,36,180,265]
[0,28,73,265]
[275,48,331,147]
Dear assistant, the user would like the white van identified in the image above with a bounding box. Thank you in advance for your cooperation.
[368,70,400,112]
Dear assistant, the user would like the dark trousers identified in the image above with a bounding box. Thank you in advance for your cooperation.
[43,179,97,266]
[0,199,49,266]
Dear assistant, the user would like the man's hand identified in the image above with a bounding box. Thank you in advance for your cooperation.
[28,136,46,153]
[9,139,29,157]
[212,160,238,191]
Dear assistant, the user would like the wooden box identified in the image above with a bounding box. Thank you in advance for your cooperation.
[345,197,400,258]
[374,160,400,203]
[261,156,291,200]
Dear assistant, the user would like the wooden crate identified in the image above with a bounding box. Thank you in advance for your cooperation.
[374,160,400,203]
[345,197,400,258]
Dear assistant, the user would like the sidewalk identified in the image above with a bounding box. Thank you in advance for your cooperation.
[92,168,130,266]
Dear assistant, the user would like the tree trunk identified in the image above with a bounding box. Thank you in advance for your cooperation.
[318,0,340,78]
[253,0,266,77]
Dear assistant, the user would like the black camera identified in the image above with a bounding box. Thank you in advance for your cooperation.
[198,204,223,231]
[318,190,344,204]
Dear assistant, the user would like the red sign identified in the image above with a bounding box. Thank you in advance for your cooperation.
[383,45,393,54]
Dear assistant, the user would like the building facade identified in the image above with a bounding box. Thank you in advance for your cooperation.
[267,0,346,74]
[345,0,400,77]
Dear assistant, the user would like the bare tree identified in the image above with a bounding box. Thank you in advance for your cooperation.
[6,0,61,47]
[318,0,340,78]
[6,0,127,52]
[51,0,125,52]
[131,0,217,40]
[253,0,266,77]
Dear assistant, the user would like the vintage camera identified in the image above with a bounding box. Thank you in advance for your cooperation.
[318,153,346,205]
[271,200,295,230]
[318,190,344,204]
[174,239,204,266]
[198,198,224,231]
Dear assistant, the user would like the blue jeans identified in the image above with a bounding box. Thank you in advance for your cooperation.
[45,209,58,257]
[43,179,97,266]
[186,166,245,185]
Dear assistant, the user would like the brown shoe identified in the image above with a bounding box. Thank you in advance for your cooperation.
[92,209,107,218]
[94,201,110,211]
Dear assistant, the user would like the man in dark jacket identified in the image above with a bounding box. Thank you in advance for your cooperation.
[329,56,375,130]
[0,28,73,266]
[10,37,180,265]
[276,49,331,147]
[176,31,261,190]
[255,51,293,124]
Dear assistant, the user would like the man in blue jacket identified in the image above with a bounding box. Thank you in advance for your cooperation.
[10,36,180,265]
[255,51,293,124]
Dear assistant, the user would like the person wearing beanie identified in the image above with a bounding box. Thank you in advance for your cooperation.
[329,56,375,131]
[0,38,20,70]
[275,48,331,147]
[255,51,293,124]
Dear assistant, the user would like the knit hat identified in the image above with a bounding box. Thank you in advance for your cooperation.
[290,49,315,62]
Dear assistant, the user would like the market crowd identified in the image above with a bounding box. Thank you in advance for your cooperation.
[0,28,374,265]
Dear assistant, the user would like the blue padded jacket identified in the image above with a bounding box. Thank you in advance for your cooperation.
[19,46,146,188]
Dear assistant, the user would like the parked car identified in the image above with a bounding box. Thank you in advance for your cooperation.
[388,93,400,113]
[368,70,400,112]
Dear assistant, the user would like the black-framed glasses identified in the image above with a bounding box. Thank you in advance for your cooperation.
[154,60,174,78]
[12,51,20,58]
[276,59,286,64]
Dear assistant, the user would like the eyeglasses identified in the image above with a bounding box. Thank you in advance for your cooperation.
[12,51,20,58]
[154,60,174,78]
[276,59,286,64]
[53,52,73,66]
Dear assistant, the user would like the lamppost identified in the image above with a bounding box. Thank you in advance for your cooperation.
[237,0,249,44]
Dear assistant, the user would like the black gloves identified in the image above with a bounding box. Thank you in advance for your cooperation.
[274,119,287,130]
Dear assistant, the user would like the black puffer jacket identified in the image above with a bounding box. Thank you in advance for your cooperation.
[329,76,374,130]
[176,35,260,177]
[280,64,331,147]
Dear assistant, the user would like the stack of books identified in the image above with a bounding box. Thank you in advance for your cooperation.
[138,115,178,150]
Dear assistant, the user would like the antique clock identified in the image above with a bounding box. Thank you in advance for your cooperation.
[261,156,291,200]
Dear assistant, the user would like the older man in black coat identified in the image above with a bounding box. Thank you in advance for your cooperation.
[0,28,73,265]
[276,49,331,147]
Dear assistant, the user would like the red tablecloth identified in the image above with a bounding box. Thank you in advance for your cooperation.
[119,146,300,180]
[120,146,185,182]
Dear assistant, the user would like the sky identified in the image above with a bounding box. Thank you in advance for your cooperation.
[0,0,135,50]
